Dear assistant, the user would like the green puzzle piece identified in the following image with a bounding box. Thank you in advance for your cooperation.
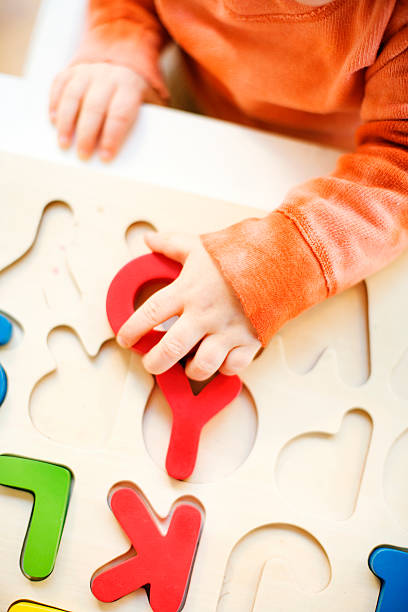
[0,455,73,580]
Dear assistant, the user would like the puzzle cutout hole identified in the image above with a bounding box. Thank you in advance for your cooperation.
[384,429,408,530]
[126,221,157,258]
[143,382,257,483]
[280,282,370,386]
[0,202,80,316]
[276,409,373,520]
[391,348,408,399]
[217,524,331,611]
[30,327,131,448]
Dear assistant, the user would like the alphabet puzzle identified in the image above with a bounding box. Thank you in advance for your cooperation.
[1,150,408,611]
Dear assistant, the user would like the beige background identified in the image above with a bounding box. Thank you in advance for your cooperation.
[0,0,42,76]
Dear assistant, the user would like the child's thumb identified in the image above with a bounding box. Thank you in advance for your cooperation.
[144,231,190,263]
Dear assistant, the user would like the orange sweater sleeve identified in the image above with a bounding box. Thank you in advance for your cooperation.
[71,0,169,98]
[202,13,408,347]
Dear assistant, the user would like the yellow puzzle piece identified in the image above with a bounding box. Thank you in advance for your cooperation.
[9,603,69,612]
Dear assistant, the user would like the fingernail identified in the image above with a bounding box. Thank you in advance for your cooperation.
[116,335,128,348]
[99,149,112,162]
[78,149,90,160]
[59,136,70,148]
[142,356,153,373]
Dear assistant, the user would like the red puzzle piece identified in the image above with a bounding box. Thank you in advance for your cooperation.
[106,253,242,479]
[106,253,182,354]
[91,487,203,611]
[156,364,242,480]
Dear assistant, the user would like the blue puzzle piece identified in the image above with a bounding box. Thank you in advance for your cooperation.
[0,314,12,346]
[0,314,12,405]
[0,366,7,406]
[369,545,408,611]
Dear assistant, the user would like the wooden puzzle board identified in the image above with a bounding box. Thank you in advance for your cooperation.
[1,150,408,611]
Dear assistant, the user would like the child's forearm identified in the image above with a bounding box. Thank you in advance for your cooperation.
[202,22,408,345]
[201,213,328,347]
[71,0,169,98]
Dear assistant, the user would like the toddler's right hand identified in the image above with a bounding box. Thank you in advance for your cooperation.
[49,62,164,161]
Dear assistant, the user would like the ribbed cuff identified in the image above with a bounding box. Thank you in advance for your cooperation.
[201,212,328,346]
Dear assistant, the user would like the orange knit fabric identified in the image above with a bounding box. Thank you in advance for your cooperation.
[76,0,408,345]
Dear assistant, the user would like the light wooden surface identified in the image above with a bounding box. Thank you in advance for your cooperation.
[1,150,408,611]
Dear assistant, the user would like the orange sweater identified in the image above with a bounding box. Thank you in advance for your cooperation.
[74,0,408,345]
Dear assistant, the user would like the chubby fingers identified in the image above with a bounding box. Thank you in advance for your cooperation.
[219,344,261,377]
[117,280,207,374]
[75,80,115,159]
[116,230,261,378]
[184,335,231,381]
[50,64,146,160]
[186,336,261,381]
[56,73,90,149]
[142,314,204,375]
[99,82,142,161]
[49,70,71,123]
[117,284,260,378]
[117,283,183,349]
[144,231,193,264]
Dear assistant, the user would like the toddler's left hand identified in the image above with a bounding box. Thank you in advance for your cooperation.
[117,232,261,380]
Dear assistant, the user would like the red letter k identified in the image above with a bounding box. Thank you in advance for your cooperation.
[92,487,203,611]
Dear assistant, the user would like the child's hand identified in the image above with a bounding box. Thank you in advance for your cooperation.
[49,62,163,161]
[117,232,262,380]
